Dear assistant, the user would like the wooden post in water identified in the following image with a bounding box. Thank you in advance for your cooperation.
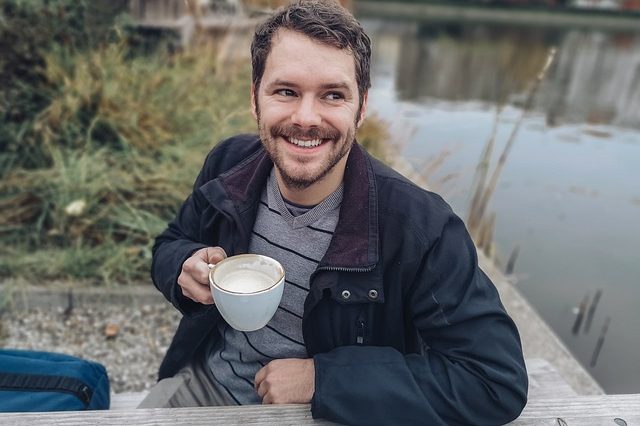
[505,244,520,275]
[584,288,603,334]
[590,316,611,367]
[571,293,589,335]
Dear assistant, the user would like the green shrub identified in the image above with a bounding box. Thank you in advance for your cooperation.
[0,4,254,283]
[0,0,129,169]
[0,1,390,285]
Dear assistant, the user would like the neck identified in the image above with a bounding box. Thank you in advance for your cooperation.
[275,159,347,206]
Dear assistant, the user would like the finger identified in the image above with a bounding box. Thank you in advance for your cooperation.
[254,365,267,391]
[185,251,212,284]
[181,288,193,301]
[192,247,226,284]
[178,273,213,304]
[196,260,213,285]
[256,380,267,401]
[261,392,273,405]
[206,246,227,264]
[190,281,213,304]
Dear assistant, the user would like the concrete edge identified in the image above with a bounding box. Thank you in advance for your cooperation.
[0,280,166,312]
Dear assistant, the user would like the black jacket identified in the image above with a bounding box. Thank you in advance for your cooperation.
[151,134,528,425]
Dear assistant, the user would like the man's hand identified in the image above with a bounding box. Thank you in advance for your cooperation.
[178,246,226,304]
[255,358,315,404]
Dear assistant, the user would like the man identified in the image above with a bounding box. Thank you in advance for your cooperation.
[144,1,528,424]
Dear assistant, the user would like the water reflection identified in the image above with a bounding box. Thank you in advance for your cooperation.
[363,17,640,394]
[382,22,640,130]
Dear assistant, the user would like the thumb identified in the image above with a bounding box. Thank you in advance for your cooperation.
[205,246,227,265]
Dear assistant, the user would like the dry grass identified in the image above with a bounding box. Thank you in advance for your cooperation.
[358,113,392,163]
[0,31,391,285]
[0,38,255,284]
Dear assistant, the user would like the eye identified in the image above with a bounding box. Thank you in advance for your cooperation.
[276,88,296,97]
[324,92,345,101]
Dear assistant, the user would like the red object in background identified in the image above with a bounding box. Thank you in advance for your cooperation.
[622,0,640,10]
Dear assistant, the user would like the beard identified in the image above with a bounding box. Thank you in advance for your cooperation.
[258,119,356,190]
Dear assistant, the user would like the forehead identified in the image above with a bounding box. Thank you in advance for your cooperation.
[262,29,357,87]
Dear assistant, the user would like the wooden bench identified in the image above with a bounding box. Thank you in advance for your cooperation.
[3,395,640,425]
[4,358,637,424]
[108,357,576,410]
[525,357,578,399]
[110,391,149,410]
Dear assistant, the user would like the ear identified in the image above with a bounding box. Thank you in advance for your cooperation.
[356,91,369,129]
[251,84,258,120]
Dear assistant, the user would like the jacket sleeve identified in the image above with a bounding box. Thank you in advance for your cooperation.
[151,150,219,318]
[311,215,528,425]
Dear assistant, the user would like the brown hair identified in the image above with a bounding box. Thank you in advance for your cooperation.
[251,0,371,108]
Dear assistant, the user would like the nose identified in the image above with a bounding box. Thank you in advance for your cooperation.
[291,96,321,127]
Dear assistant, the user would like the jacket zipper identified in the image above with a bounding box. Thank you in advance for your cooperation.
[313,265,375,275]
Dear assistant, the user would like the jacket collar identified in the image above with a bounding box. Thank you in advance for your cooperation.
[216,141,379,270]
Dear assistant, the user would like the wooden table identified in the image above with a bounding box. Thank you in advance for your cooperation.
[1,359,638,425]
[514,394,640,425]
[1,395,639,425]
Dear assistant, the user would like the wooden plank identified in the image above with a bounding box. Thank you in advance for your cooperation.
[510,415,640,425]
[110,391,149,410]
[526,358,577,399]
[0,395,638,425]
[0,404,336,426]
[518,394,640,418]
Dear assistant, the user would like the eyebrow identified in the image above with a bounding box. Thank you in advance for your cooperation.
[266,79,353,93]
[319,82,352,92]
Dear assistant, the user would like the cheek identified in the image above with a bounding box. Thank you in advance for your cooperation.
[332,110,360,133]
[259,102,292,123]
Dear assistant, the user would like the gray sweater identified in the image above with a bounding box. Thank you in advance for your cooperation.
[206,169,343,404]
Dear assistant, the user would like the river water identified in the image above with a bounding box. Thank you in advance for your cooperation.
[359,16,640,393]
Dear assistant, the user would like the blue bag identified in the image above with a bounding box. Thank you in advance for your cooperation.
[0,349,110,412]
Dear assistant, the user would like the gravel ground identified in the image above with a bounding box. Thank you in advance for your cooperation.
[0,303,181,393]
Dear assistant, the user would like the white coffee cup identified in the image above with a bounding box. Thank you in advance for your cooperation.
[208,254,285,332]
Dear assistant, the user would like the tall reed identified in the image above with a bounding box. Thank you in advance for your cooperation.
[467,47,557,259]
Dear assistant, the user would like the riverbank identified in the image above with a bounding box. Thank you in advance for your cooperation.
[355,1,640,30]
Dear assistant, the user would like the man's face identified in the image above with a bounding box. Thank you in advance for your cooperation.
[252,29,367,193]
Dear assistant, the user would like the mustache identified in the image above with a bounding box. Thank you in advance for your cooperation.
[270,123,340,141]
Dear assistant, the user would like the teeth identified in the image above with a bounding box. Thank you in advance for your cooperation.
[289,137,322,148]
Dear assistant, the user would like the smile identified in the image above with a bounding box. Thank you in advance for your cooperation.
[287,137,323,148]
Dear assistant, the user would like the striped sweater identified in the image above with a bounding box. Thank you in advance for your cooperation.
[206,168,342,404]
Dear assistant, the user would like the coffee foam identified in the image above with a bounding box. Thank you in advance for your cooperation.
[218,269,274,293]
